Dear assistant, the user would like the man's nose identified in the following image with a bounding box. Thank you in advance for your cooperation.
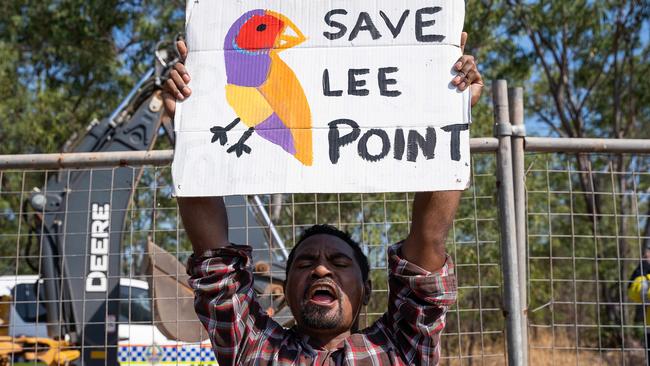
[311,264,332,278]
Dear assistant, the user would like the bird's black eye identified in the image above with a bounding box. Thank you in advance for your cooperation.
[257,24,267,32]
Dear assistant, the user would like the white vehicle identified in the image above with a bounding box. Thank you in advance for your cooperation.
[0,275,217,365]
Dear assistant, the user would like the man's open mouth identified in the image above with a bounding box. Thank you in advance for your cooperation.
[307,282,338,306]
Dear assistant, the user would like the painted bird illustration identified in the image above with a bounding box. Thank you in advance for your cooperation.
[211,9,313,166]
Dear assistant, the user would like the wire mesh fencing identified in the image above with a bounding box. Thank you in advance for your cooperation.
[0,148,650,365]
[525,152,650,366]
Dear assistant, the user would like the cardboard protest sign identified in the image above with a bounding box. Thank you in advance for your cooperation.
[173,0,470,196]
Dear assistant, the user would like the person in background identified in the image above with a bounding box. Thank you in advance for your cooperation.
[628,242,650,365]
[164,32,483,365]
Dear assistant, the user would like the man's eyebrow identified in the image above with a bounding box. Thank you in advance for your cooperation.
[293,253,318,261]
[328,252,353,261]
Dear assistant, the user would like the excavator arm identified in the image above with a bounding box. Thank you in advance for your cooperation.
[22,41,290,365]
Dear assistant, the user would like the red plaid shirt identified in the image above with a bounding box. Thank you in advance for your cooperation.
[187,242,457,365]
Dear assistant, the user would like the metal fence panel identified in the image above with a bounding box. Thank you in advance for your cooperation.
[1,144,650,365]
[525,152,650,366]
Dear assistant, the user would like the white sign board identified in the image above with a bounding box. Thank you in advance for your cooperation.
[173,0,470,196]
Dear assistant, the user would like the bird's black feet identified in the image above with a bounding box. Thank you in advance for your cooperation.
[226,126,255,157]
[226,141,252,157]
[210,126,228,145]
[210,118,240,146]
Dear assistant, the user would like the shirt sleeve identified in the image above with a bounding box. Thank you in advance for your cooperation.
[186,244,281,365]
[385,242,457,364]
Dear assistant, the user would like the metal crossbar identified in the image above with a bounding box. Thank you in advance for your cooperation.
[4,136,650,170]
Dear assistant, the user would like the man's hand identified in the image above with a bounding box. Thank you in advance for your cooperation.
[162,40,192,120]
[451,32,483,107]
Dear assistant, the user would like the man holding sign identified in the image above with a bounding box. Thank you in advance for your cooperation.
[166,1,483,364]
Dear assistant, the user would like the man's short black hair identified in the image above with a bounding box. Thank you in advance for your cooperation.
[285,224,370,282]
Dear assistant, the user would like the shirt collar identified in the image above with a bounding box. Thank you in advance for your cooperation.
[289,326,347,353]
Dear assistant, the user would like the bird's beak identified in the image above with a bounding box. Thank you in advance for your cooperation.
[268,11,306,51]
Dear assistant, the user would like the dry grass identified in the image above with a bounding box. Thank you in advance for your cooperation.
[441,328,647,365]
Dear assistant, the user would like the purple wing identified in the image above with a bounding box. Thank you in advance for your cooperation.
[255,113,296,155]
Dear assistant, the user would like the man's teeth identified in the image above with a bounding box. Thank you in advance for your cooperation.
[311,285,334,298]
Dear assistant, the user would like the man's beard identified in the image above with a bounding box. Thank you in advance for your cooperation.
[300,298,343,329]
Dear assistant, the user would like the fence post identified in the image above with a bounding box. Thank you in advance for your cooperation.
[492,80,525,366]
[509,86,528,363]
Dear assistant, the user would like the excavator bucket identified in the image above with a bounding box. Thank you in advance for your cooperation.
[145,239,208,343]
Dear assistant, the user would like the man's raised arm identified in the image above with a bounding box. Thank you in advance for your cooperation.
[163,40,229,255]
[162,40,229,255]
[384,34,481,364]
[402,32,482,272]
[177,197,229,255]
[403,191,462,272]
[166,43,287,366]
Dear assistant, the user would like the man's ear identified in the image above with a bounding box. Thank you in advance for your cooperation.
[362,279,372,306]
[283,281,291,308]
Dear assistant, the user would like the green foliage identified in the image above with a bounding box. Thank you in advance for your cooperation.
[505,0,650,139]
[0,0,185,280]
[0,0,184,154]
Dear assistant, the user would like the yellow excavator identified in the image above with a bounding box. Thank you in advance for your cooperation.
[0,336,79,366]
